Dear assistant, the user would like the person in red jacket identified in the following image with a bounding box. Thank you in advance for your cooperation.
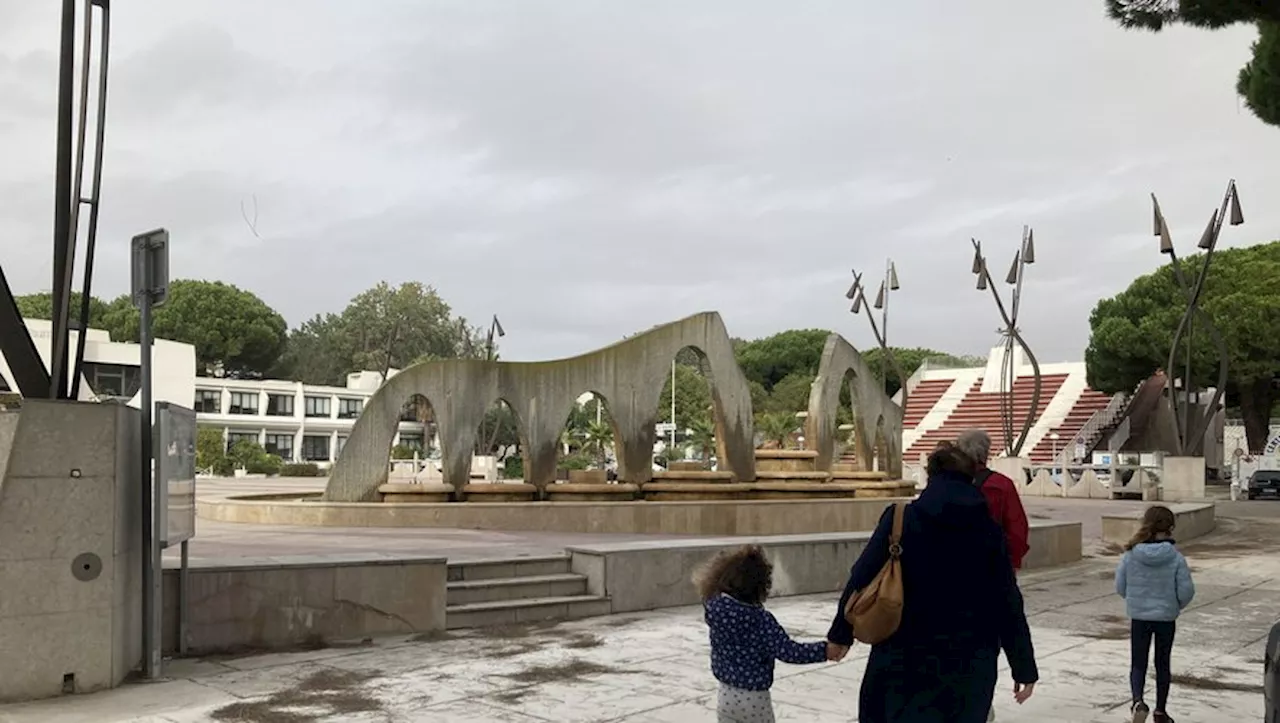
[957,429,1031,571]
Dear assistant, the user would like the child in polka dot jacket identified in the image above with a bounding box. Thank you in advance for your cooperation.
[694,545,848,723]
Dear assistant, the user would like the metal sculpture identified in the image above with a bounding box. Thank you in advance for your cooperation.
[969,228,1042,457]
[845,260,907,412]
[1151,179,1242,456]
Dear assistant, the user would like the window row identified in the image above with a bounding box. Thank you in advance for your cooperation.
[224,433,349,461]
[193,391,363,419]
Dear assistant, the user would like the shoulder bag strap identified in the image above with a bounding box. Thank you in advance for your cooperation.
[888,502,905,558]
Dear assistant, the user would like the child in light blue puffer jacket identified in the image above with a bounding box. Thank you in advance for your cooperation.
[1115,505,1196,723]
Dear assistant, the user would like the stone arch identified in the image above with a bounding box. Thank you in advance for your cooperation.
[805,334,903,477]
[398,393,436,456]
[576,391,620,469]
[323,312,757,501]
[475,396,524,473]
[654,345,725,468]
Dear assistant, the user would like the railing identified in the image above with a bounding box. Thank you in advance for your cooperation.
[1050,391,1127,469]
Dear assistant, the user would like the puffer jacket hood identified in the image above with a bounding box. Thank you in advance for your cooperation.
[1130,540,1179,567]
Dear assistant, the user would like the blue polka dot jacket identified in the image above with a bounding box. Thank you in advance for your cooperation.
[704,593,827,691]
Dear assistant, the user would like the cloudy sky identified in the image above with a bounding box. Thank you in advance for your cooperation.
[2,1,1277,364]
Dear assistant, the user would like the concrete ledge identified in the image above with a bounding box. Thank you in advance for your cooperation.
[567,521,1082,615]
[160,553,446,655]
[199,496,910,535]
[1100,502,1216,547]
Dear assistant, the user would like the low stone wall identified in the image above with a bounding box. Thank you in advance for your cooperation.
[1100,502,1216,547]
[198,495,912,536]
[160,553,446,655]
[567,521,1082,615]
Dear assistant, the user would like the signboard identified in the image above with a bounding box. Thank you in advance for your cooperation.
[131,228,170,308]
[156,402,197,547]
[655,422,677,434]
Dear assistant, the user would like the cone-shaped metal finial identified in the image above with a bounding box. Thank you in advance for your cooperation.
[971,246,983,275]
[1023,229,1036,264]
[1152,195,1174,254]
[1197,209,1219,250]
[1005,251,1021,285]
[851,294,862,314]
[888,262,900,291]
[493,315,505,337]
[873,281,886,310]
[1229,183,1244,226]
[976,264,988,291]
[845,281,858,300]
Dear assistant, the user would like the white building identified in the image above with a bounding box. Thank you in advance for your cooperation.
[0,319,195,411]
[0,321,423,465]
[195,370,425,464]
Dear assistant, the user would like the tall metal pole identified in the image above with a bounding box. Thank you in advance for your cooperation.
[670,359,677,452]
[139,282,159,678]
[132,228,169,680]
[50,0,78,399]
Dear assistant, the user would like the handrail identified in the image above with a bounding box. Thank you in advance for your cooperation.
[1050,391,1127,468]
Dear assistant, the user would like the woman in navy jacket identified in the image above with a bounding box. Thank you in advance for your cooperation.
[827,442,1039,722]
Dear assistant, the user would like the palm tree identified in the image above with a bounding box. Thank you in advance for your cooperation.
[581,420,614,468]
[756,412,796,449]
[687,418,716,466]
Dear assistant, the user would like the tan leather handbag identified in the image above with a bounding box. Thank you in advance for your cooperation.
[843,502,906,644]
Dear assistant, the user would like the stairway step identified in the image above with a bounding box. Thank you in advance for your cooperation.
[446,554,571,582]
[446,573,588,606]
[446,594,612,630]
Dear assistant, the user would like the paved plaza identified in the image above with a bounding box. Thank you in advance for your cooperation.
[4,512,1276,723]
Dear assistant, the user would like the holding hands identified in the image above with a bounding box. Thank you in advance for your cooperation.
[825,641,850,662]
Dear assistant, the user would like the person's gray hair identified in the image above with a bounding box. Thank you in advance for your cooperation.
[955,429,992,465]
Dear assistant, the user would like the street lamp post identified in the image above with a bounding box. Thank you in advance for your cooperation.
[1151,180,1241,456]
[970,228,1042,458]
[846,260,906,411]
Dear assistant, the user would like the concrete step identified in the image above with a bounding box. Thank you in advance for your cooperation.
[446,573,588,606]
[446,554,571,582]
[446,594,612,630]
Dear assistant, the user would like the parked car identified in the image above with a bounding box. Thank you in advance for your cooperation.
[1267,619,1279,723]
[1248,470,1280,500]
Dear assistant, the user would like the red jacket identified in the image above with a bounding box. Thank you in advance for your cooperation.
[978,466,1030,569]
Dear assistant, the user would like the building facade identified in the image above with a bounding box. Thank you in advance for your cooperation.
[194,370,426,464]
[0,321,423,465]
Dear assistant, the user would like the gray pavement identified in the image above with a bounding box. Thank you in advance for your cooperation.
[7,516,1277,722]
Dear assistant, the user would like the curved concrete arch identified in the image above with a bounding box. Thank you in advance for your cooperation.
[323,312,756,501]
[804,334,903,477]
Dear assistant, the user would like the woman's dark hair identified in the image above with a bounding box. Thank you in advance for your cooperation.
[692,544,773,604]
[927,440,977,478]
[1126,505,1176,551]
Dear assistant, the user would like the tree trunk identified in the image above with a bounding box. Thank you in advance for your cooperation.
[1237,375,1276,453]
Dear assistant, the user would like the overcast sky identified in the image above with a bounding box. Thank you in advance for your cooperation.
[2,1,1277,364]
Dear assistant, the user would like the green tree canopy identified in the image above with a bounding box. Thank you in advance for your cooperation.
[276,281,483,386]
[100,280,288,376]
[734,329,830,390]
[14,292,112,328]
[1106,1,1280,127]
[1085,241,1280,452]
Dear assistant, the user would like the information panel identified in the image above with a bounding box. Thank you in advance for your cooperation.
[156,401,197,547]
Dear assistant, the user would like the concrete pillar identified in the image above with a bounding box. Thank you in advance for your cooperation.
[0,401,142,701]
[1161,456,1206,501]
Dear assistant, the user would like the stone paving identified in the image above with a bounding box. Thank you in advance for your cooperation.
[4,516,1276,723]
